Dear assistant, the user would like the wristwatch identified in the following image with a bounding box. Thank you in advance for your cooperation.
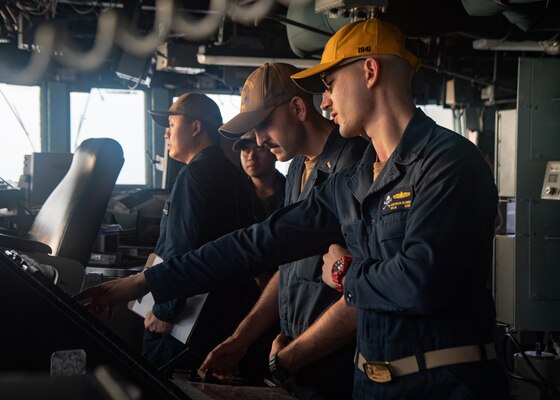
[331,255,352,293]
[269,352,291,381]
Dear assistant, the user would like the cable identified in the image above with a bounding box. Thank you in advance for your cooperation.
[421,63,517,95]
[199,71,235,94]
[5,4,18,27]
[68,0,97,15]
[495,200,506,234]
[146,150,157,166]
[0,86,37,152]
[0,175,18,190]
[73,89,94,150]
[126,76,142,90]
[502,332,560,400]
[157,346,191,373]
[265,14,332,37]
[0,7,9,26]
[15,0,50,16]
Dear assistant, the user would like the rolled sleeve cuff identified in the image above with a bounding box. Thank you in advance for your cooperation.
[144,264,171,304]
[152,301,175,322]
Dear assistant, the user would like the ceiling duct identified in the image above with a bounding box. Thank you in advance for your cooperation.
[286,1,350,59]
[462,0,560,33]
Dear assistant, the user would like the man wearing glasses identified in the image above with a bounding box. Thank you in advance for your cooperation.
[78,20,509,399]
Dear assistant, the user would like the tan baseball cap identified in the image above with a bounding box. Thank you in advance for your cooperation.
[149,92,223,128]
[219,63,305,139]
[291,19,420,93]
[232,131,257,151]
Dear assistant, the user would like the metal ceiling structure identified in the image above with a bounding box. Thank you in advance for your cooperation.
[0,0,559,105]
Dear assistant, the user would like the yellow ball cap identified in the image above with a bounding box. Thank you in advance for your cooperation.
[291,19,420,93]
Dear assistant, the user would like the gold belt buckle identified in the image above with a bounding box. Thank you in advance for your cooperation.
[363,362,393,383]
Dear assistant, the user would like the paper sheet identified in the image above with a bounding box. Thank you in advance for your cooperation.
[130,253,208,344]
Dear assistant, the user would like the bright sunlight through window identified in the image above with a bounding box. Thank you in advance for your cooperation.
[70,89,146,185]
[0,84,41,185]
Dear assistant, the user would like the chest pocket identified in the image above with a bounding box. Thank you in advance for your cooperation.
[377,211,408,260]
[292,254,324,282]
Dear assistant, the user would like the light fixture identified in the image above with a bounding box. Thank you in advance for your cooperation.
[197,46,318,68]
[473,39,545,52]
[542,36,560,55]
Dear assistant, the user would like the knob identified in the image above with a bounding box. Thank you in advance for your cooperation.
[545,186,557,195]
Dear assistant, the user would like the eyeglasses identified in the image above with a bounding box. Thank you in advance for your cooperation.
[320,57,368,93]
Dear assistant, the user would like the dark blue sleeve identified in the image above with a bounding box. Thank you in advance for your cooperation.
[344,143,497,314]
[151,297,185,322]
[144,176,343,305]
[156,167,213,258]
[151,167,213,322]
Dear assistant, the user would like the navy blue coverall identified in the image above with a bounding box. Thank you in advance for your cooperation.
[277,128,366,399]
[144,145,260,369]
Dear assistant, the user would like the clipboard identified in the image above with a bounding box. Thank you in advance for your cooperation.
[130,253,208,344]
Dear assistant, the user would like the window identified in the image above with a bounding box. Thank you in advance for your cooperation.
[70,89,146,185]
[419,105,455,131]
[207,94,241,124]
[0,84,41,184]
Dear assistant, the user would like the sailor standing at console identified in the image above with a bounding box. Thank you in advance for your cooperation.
[143,93,259,371]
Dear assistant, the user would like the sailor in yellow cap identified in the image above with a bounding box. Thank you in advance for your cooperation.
[293,19,510,400]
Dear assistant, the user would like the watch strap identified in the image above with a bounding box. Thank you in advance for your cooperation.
[269,352,291,381]
[331,255,352,293]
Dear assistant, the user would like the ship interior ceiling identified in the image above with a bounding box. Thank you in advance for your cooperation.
[1,0,560,399]
[0,0,557,98]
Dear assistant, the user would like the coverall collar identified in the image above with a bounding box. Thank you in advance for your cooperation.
[347,108,435,203]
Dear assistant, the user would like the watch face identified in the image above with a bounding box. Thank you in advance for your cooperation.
[332,256,351,293]
[333,260,344,273]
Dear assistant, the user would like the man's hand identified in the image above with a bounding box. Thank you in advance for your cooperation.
[144,310,172,334]
[74,272,149,318]
[198,335,250,382]
[270,333,291,357]
[270,333,302,376]
[322,244,352,289]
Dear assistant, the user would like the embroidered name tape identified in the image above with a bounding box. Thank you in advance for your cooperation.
[382,187,413,214]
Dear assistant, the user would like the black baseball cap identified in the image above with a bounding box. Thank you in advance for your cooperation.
[148,93,223,128]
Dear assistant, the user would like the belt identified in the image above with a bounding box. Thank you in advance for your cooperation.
[355,343,496,383]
